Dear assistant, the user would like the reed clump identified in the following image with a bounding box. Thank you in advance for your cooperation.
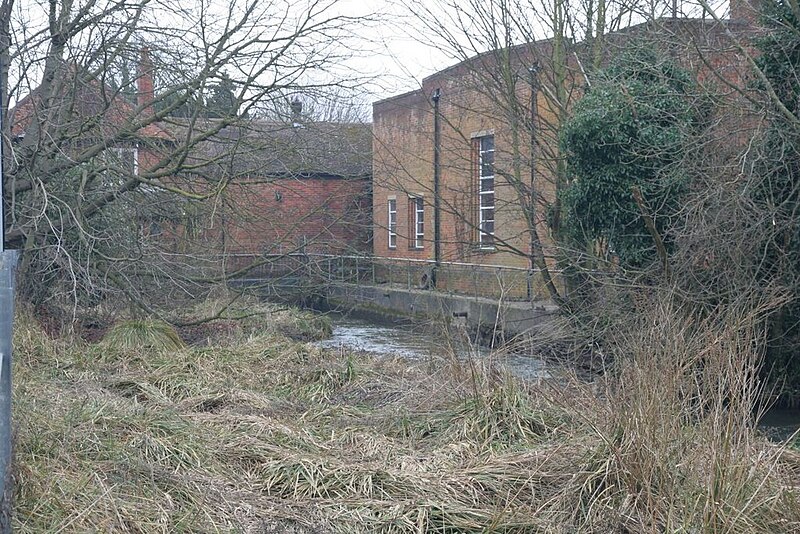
[102,318,186,352]
[175,294,332,343]
[11,297,800,532]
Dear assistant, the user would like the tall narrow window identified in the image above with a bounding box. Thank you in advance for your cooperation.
[388,198,397,249]
[478,135,495,248]
[410,196,424,249]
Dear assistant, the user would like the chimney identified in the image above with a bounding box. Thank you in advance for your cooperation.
[137,47,155,117]
[290,98,303,127]
[730,0,761,25]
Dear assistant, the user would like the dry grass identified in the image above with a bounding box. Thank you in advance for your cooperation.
[102,319,186,352]
[11,297,800,532]
[174,294,332,343]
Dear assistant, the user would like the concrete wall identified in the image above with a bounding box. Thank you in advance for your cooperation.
[326,282,558,340]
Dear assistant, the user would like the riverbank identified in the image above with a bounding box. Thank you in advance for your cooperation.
[12,299,800,532]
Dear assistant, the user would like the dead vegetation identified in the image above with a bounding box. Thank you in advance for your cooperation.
[10,296,800,533]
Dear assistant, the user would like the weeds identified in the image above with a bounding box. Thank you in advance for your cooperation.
[102,319,185,352]
[11,297,800,532]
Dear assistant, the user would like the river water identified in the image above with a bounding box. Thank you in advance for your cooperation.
[315,314,800,441]
[315,314,554,380]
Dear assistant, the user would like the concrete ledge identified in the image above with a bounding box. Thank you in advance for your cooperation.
[325,283,558,338]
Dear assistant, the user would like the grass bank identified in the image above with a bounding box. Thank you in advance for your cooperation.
[11,299,800,532]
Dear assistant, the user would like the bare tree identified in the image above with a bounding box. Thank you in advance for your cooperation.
[0,0,370,314]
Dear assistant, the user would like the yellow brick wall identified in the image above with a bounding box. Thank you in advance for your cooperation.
[373,43,566,281]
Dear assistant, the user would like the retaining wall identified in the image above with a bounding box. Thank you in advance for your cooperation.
[324,283,557,339]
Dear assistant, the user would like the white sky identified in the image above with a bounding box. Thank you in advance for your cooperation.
[7,0,732,111]
[328,0,732,104]
[7,0,446,107]
[327,0,453,100]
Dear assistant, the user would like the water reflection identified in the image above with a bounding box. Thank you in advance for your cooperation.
[758,407,800,442]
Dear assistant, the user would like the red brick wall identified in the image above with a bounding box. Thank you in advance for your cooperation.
[203,176,371,255]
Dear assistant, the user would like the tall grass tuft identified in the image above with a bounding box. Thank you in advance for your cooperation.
[102,319,185,352]
[547,291,800,533]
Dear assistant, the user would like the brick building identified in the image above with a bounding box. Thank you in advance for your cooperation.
[10,51,372,269]
[10,49,172,178]
[8,49,175,253]
[373,39,565,299]
[171,108,372,259]
[372,4,761,300]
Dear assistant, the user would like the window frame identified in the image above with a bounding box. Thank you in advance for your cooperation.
[409,196,424,250]
[476,135,495,249]
[107,146,139,177]
[387,197,397,249]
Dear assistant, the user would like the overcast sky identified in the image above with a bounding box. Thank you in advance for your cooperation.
[6,0,732,113]
[329,0,731,105]
[330,0,454,101]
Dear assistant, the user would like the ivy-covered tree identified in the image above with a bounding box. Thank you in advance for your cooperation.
[753,0,800,403]
[560,46,704,269]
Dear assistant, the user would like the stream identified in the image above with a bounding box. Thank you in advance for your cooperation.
[314,313,800,441]
[315,314,554,380]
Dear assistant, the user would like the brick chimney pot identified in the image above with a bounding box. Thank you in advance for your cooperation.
[138,47,155,117]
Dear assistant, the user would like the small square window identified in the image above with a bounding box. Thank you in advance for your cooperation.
[107,147,139,178]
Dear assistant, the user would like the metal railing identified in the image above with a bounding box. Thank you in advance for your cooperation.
[221,252,558,302]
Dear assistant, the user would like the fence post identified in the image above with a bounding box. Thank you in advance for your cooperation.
[527,269,533,302]
[0,250,19,531]
[473,264,478,299]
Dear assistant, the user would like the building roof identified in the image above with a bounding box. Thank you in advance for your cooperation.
[373,14,761,109]
[169,118,373,181]
[11,67,172,143]
[11,64,371,181]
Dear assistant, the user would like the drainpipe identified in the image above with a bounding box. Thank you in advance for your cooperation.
[431,88,441,288]
[528,65,539,284]
[528,64,540,304]
[526,63,561,305]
